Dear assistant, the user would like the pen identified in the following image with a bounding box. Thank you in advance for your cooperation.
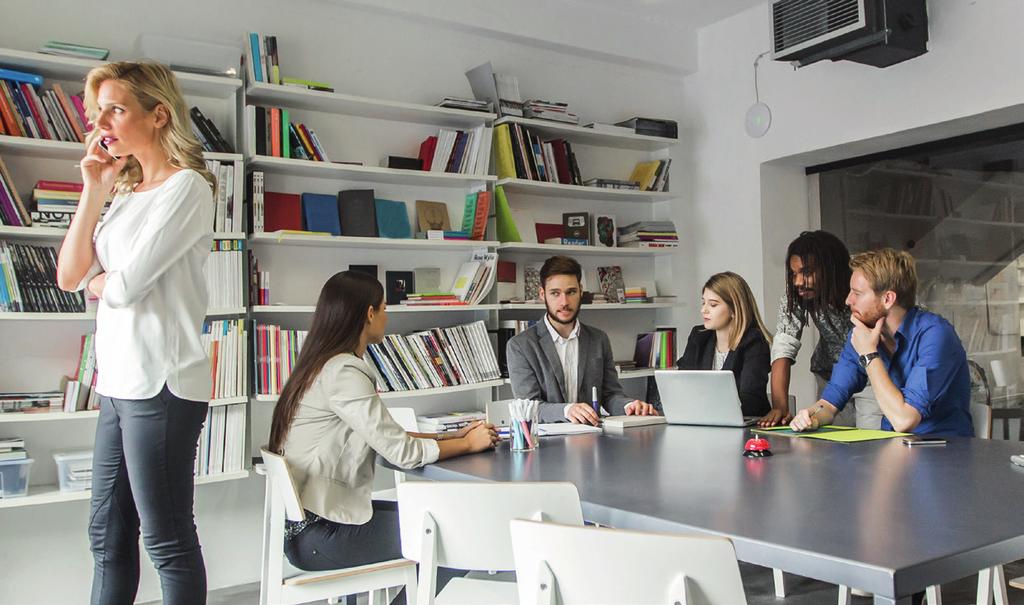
[807,403,825,428]
[592,386,599,415]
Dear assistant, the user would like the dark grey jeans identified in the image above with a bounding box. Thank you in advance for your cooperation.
[89,384,209,605]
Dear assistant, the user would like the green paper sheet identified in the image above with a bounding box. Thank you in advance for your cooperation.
[494,185,522,243]
[752,425,855,437]
[800,429,909,443]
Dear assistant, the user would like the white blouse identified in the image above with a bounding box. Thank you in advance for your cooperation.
[76,169,214,401]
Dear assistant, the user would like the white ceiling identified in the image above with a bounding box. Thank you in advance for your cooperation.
[573,0,770,30]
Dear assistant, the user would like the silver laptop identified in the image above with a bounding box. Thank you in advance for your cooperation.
[655,370,759,427]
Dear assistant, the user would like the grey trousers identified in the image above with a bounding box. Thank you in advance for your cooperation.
[89,385,209,605]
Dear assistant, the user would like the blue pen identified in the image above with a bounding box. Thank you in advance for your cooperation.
[592,386,599,415]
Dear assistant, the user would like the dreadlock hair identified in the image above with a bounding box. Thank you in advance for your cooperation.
[784,230,851,319]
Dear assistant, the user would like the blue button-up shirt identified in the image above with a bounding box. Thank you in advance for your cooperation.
[821,307,974,437]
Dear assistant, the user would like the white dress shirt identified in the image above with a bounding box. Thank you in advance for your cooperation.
[544,315,585,419]
[76,169,214,401]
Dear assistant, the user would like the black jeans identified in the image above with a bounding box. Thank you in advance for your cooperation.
[89,385,209,605]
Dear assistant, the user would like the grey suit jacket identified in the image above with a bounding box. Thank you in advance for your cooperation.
[506,319,633,422]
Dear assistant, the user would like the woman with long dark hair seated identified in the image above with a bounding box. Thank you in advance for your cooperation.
[677,271,773,417]
[268,270,499,573]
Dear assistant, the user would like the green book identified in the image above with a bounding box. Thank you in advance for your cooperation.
[460,192,478,234]
[281,110,290,160]
[494,185,521,243]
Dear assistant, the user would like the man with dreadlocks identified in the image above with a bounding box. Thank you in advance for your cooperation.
[759,230,878,428]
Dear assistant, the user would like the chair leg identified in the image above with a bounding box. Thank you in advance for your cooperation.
[978,567,994,605]
[925,584,941,605]
[838,584,851,605]
[993,565,1008,605]
[370,589,387,605]
[404,564,420,605]
[773,568,786,598]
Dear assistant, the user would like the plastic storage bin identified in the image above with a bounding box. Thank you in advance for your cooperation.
[0,458,33,498]
[53,450,93,493]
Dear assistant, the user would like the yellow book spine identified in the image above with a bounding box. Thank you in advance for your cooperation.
[493,124,516,180]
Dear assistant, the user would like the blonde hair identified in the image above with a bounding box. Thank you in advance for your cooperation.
[849,248,918,308]
[704,271,772,350]
[83,61,215,194]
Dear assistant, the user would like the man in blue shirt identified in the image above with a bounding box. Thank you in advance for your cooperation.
[791,248,973,436]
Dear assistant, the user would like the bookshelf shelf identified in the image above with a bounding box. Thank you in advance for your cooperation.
[496,242,675,257]
[493,116,676,151]
[252,304,501,314]
[203,152,244,163]
[0,311,95,321]
[250,231,498,251]
[246,82,496,128]
[249,155,496,187]
[254,379,505,404]
[0,47,242,99]
[212,232,248,240]
[0,225,68,240]
[205,307,247,317]
[210,396,248,407]
[499,303,679,311]
[495,178,674,203]
[619,368,656,380]
[0,471,250,509]
[0,136,242,162]
[0,410,99,423]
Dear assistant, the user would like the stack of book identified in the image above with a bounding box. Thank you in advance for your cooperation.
[254,324,308,396]
[417,125,493,176]
[618,221,679,249]
[450,250,497,304]
[37,40,109,60]
[195,403,246,477]
[633,329,677,369]
[202,319,248,400]
[205,159,240,231]
[492,123,583,185]
[614,360,638,374]
[190,107,233,153]
[0,242,86,312]
[245,105,329,161]
[624,287,648,304]
[0,392,63,415]
[583,178,640,190]
[416,230,469,241]
[614,117,678,139]
[0,438,27,461]
[628,159,672,192]
[364,320,500,392]
[204,240,245,309]
[30,180,87,228]
[435,97,492,113]
[523,99,579,124]
[0,68,89,142]
[418,410,487,433]
[401,293,465,307]
[0,158,31,227]
[63,333,97,412]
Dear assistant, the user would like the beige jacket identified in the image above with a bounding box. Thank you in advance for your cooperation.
[283,353,439,524]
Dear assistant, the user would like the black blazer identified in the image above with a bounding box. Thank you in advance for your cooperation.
[676,322,770,417]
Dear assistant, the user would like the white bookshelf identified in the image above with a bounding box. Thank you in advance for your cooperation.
[499,302,680,311]
[255,379,506,404]
[246,82,496,128]
[495,178,674,202]
[249,155,496,186]
[0,311,95,321]
[252,304,501,314]
[0,396,247,424]
[494,116,676,151]
[0,134,83,159]
[205,307,248,317]
[0,470,251,510]
[0,225,69,240]
[250,231,498,251]
[496,241,675,257]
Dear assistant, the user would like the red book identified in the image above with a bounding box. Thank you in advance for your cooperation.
[36,180,84,192]
[270,108,281,157]
[549,139,572,184]
[497,260,516,283]
[535,222,564,243]
[70,95,91,133]
[52,84,84,143]
[297,123,322,161]
[0,82,22,136]
[418,136,438,171]
[263,191,302,232]
[19,83,51,139]
[471,190,490,241]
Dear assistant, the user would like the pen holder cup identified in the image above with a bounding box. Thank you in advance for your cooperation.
[510,419,538,452]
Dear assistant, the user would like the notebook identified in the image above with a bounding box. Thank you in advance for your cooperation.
[602,415,667,429]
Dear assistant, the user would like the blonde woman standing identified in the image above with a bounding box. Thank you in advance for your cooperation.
[676,271,773,417]
[57,62,215,605]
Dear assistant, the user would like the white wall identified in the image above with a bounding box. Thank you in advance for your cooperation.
[0,0,687,602]
[680,0,1024,408]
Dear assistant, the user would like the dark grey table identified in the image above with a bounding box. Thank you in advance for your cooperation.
[403,425,1024,605]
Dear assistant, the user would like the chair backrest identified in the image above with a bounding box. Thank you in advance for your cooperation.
[389,406,418,432]
[260,448,306,522]
[970,403,992,440]
[510,519,748,605]
[397,481,583,571]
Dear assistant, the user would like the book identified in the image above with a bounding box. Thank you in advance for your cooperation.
[597,266,626,303]
[385,271,415,305]
[414,267,441,293]
[450,261,482,301]
[535,222,564,243]
[594,214,617,247]
[337,189,378,237]
[300,193,341,236]
[263,192,302,232]
[415,200,451,233]
[562,212,589,243]
[374,199,411,239]
[418,410,486,431]
[38,41,110,60]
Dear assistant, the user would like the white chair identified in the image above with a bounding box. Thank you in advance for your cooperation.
[769,394,797,600]
[258,448,417,605]
[509,518,747,605]
[923,403,1007,605]
[397,481,584,605]
[372,407,419,502]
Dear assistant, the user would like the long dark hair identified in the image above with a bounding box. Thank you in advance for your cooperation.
[268,271,384,453]
[784,230,851,318]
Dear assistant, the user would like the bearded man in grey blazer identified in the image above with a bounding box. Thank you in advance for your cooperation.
[506,255,659,424]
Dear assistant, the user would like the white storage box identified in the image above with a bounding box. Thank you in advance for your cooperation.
[0,458,33,498]
[53,450,93,493]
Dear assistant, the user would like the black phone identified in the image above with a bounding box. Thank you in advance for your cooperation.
[98,139,120,160]
[902,436,947,447]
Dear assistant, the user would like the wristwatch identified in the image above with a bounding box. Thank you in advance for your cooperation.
[859,351,880,369]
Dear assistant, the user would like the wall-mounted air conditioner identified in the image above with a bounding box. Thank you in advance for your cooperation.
[771,0,928,68]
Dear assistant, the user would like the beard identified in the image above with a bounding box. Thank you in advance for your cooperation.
[853,301,886,327]
[545,302,580,326]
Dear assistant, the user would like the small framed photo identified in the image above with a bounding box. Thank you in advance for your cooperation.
[594,214,617,248]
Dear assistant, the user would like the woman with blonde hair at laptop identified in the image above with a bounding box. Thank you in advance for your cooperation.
[676,272,772,416]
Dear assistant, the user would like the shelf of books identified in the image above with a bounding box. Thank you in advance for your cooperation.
[254,380,506,404]
[493,116,676,152]
[495,178,674,203]
[251,304,500,315]
[250,231,499,251]
[0,134,82,159]
[496,241,674,257]
[500,302,680,311]
[246,82,496,129]
[0,311,95,321]
[249,155,497,187]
